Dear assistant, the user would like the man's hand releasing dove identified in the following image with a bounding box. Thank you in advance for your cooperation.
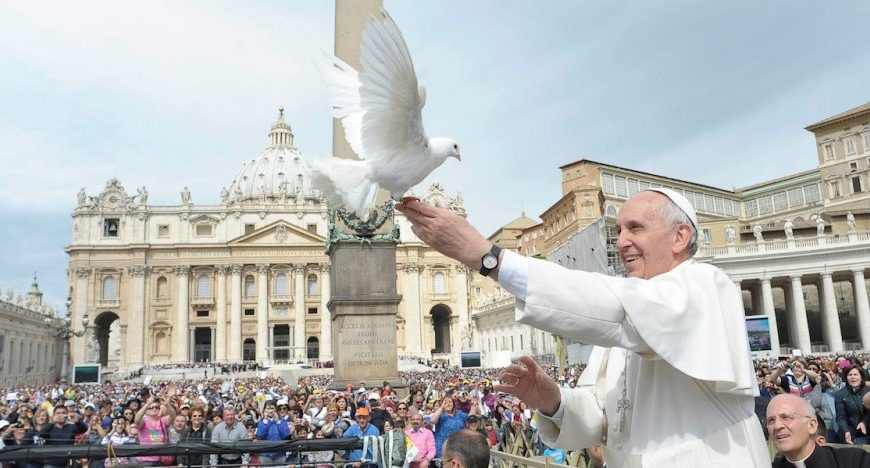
[312,9,461,219]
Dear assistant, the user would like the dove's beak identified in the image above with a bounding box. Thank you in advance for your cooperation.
[454,153,462,161]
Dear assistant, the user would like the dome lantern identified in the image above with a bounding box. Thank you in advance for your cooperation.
[269,106,294,147]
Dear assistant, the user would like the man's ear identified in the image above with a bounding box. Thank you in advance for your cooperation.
[672,224,693,255]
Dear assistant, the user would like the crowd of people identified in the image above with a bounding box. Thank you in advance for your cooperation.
[0,362,594,468]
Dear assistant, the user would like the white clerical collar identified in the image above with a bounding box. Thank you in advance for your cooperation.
[785,443,816,467]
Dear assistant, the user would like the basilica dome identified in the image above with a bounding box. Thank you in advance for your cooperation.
[225,108,318,204]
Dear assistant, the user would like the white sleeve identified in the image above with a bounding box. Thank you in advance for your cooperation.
[535,387,605,450]
[496,249,529,300]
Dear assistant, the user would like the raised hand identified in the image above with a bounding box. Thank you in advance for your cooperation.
[493,356,561,416]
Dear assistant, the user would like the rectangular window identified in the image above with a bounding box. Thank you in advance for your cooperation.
[773,192,788,212]
[157,225,169,237]
[850,161,859,171]
[308,307,318,315]
[829,181,842,198]
[845,137,857,155]
[852,176,863,193]
[804,184,821,204]
[307,224,318,234]
[602,173,615,195]
[510,336,514,352]
[638,180,650,191]
[195,224,213,236]
[244,308,255,316]
[823,143,834,161]
[627,178,639,196]
[615,176,628,197]
[703,195,715,214]
[702,228,712,243]
[104,218,120,237]
[520,335,524,350]
[745,200,758,218]
[244,224,256,235]
[196,310,209,318]
[863,133,870,152]
[758,196,773,214]
[788,187,804,207]
[714,197,725,214]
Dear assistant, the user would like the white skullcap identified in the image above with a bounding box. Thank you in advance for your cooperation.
[644,188,699,230]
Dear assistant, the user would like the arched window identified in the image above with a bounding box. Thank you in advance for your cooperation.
[244,275,255,297]
[156,277,168,298]
[196,274,211,298]
[102,276,118,300]
[433,272,447,294]
[275,273,289,295]
[307,274,318,296]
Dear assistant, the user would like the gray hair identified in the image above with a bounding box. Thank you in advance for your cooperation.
[656,198,699,255]
[443,429,490,468]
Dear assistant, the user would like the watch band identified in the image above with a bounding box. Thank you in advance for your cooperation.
[479,244,503,277]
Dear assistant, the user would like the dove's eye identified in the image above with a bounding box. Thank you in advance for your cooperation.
[453,144,458,150]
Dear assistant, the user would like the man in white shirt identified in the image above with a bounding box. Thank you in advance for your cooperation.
[397,189,770,467]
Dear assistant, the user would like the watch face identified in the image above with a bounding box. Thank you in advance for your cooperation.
[482,254,498,269]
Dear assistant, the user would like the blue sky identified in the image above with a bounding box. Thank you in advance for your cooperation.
[1,0,868,310]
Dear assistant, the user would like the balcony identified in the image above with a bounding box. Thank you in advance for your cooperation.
[270,294,293,305]
[698,230,870,260]
[191,296,214,306]
[96,299,120,308]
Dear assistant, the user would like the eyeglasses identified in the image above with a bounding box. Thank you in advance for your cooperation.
[147,406,159,410]
[398,407,407,410]
[191,415,204,418]
[765,412,813,428]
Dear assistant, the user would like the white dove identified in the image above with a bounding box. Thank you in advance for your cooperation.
[312,9,461,219]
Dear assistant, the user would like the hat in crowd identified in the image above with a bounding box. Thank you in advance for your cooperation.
[84,403,97,410]
[180,403,191,409]
[64,400,76,407]
[467,415,480,423]
[312,389,321,395]
[0,420,9,430]
[355,407,370,417]
[277,398,289,407]
[368,393,380,401]
[644,188,699,230]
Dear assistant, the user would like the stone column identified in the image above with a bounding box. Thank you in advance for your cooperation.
[172,265,190,363]
[319,264,332,361]
[852,269,870,349]
[760,278,780,354]
[215,265,229,362]
[126,265,149,367]
[256,264,269,363]
[820,273,844,352]
[293,264,306,360]
[789,275,812,354]
[402,264,422,354]
[73,268,91,363]
[455,265,470,354]
[229,265,242,362]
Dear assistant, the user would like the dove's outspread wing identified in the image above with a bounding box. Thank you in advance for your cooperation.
[322,10,427,165]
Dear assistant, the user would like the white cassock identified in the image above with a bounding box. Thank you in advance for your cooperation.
[498,251,771,468]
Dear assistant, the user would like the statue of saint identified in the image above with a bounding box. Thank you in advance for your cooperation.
[725,226,737,244]
[77,188,87,206]
[847,212,857,232]
[784,219,794,240]
[753,224,764,243]
[138,186,149,205]
[816,217,825,236]
[220,186,229,204]
[181,186,191,205]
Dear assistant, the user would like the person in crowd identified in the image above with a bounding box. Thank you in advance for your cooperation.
[768,394,870,467]
[101,416,136,466]
[483,419,498,448]
[465,415,487,441]
[39,405,89,468]
[440,429,490,468]
[179,407,212,468]
[431,396,478,459]
[167,414,187,444]
[342,407,380,466]
[121,408,135,424]
[25,409,50,445]
[256,401,291,466]
[210,407,250,467]
[395,402,410,428]
[396,190,769,466]
[367,395,391,433]
[405,412,436,468]
[134,392,177,466]
[835,365,870,445]
[306,393,329,429]
[769,358,818,399]
[808,365,844,444]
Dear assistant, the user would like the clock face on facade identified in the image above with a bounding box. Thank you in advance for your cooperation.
[103,191,123,208]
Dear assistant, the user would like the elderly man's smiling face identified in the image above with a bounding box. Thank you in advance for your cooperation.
[616,191,693,279]
[766,394,817,460]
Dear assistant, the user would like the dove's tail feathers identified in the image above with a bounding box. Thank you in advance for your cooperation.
[310,158,379,219]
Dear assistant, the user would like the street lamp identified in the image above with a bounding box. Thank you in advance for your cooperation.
[44,297,89,384]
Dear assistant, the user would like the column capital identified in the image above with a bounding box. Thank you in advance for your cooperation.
[789,274,803,281]
[760,277,772,285]
[215,264,231,275]
[127,265,151,277]
[319,263,331,273]
[229,264,243,275]
[290,263,306,273]
[852,268,867,275]
[256,263,270,274]
[454,264,470,274]
[171,265,191,276]
[820,271,834,280]
[75,267,92,278]
[402,263,422,273]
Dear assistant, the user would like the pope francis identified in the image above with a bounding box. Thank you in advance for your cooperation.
[397,188,771,467]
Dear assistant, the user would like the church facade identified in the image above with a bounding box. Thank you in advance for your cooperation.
[65,110,471,372]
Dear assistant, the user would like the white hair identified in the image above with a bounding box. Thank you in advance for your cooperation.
[656,198,699,255]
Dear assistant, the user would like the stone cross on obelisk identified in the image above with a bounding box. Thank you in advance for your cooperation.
[327,0,404,391]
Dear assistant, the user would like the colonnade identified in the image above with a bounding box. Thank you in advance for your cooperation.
[737,267,870,354]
